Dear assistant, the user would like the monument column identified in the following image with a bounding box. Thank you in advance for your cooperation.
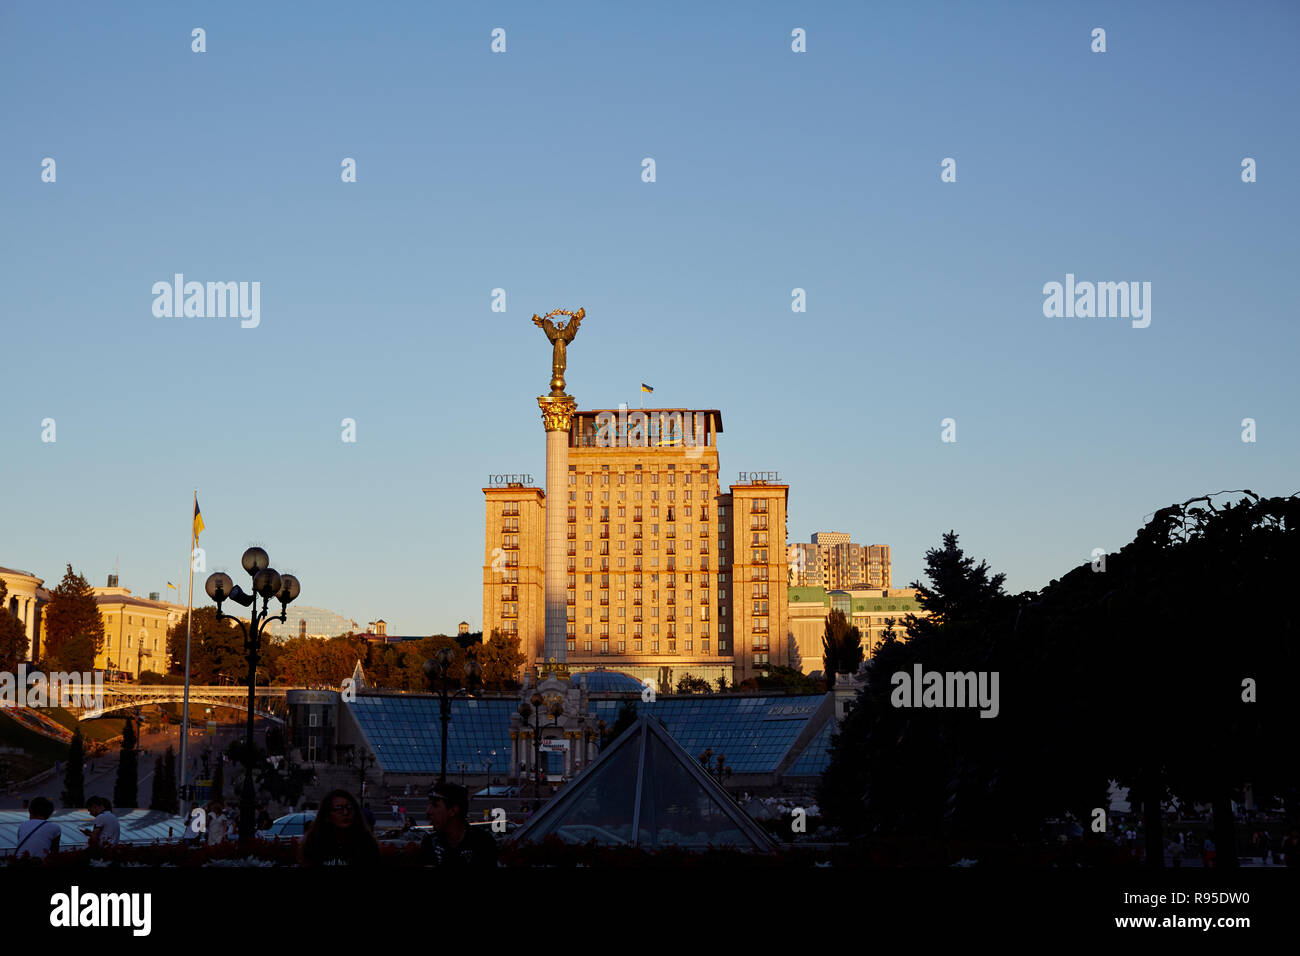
[538,394,575,662]
[533,307,585,666]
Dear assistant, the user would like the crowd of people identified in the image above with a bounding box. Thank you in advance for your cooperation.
[9,782,498,868]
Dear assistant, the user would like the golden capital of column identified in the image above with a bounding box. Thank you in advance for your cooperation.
[537,394,577,432]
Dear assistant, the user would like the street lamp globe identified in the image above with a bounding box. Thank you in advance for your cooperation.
[253,568,282,598]
[205,571,234,602]
[241,547,270,575]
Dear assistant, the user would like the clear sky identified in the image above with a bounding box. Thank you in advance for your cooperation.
[3,1,1297,635]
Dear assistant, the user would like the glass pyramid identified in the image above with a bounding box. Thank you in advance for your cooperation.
[514,715,775,851]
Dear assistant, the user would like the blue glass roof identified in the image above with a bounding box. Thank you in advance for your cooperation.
[591,695,827,774]
[347,693,831,776]
[348,696,515,774]
[785,718,835,776]
[577,670,648,694]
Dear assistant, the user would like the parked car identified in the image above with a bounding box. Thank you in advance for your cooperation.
[473,785,520,798]
[256,811,315,840]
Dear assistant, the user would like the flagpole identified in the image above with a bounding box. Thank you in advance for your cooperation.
[178,491,197,829]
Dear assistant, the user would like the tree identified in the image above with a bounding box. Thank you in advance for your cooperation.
[754,665,823,694]
[477,629,527,690]
[601,701,637,749]
[162,746,179,814]
[820,530,1024,852]
[114,718,138,809]
[821,609,864,690]
[716,674,729,693]
[0,579,29,671]
[675,674,714,695]
[42,566,104,671]
[166,607,245,684]
[149,755,167,810]
[62,728,85,808]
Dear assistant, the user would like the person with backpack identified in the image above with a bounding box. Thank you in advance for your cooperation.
[14,796,61,861]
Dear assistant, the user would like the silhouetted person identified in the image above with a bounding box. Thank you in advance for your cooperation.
[14,796,61,860]
[299,789,380,867]
[85,796,119,849]
[420,783,496,869]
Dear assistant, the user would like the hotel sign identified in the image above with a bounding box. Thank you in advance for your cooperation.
[764,703,814,720]
[738,471,780,482]
[488,474,535,487]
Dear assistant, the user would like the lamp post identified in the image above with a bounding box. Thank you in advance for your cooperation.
[423,647,482,785]
[341,745,376,802]
[204,547,301,844]
[518,692,553,799]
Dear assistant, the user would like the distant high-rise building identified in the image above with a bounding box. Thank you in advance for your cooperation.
[789,533,891,590]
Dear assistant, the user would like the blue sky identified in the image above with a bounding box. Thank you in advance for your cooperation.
[3,1,1297,634]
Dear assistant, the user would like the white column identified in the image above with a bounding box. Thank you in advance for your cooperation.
[24,598,35,661]
[544,426,570,662]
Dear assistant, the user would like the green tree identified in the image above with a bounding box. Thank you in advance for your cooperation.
[754,665,823,694]
[162,746,179,814]
[821,609,864,690]
[477,629,527,690]
[675,674,714,694]
[62,728,85,808]
[601,701,638,749]
[114,718,138,808]
[42,566,104,671]
[0,579,29,671]
[166,607,244,683]
[149,755,167,809]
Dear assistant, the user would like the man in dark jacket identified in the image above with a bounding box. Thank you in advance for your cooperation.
[420,783,497,868]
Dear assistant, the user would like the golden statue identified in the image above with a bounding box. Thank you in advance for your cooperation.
[532,308,585,395]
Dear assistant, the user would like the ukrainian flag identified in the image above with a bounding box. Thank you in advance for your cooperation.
[641,383,654,393]
[193,498,205,542]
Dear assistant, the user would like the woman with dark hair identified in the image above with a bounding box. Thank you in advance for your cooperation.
[299,789,380,867]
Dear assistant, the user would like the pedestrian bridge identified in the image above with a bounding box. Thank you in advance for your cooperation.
[60,683,314,722]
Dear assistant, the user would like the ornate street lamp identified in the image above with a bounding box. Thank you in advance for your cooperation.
[518,692,547,799]
[205,547,301,843]
[424,647,482,785]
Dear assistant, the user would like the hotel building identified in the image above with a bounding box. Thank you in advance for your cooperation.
[483,407,789,688]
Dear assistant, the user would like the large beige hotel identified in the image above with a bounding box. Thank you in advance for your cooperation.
[482,405,790,688]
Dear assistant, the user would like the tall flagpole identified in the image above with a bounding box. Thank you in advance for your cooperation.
[178,491,197,829]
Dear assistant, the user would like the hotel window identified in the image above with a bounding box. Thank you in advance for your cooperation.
[652,640,660,652]
[635,474,642,484]
[651,474,658,483]
[634,640,643,651]
[618,641,626,652]
[569,475,576,485]
[685,639,693,650]
[584,640,592,651]
[702,639,710,653]
[568,640,577,652]
[586,475,593,485]
[618,474,625,484]
[601,640,609,653]
[585,492,592,502]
